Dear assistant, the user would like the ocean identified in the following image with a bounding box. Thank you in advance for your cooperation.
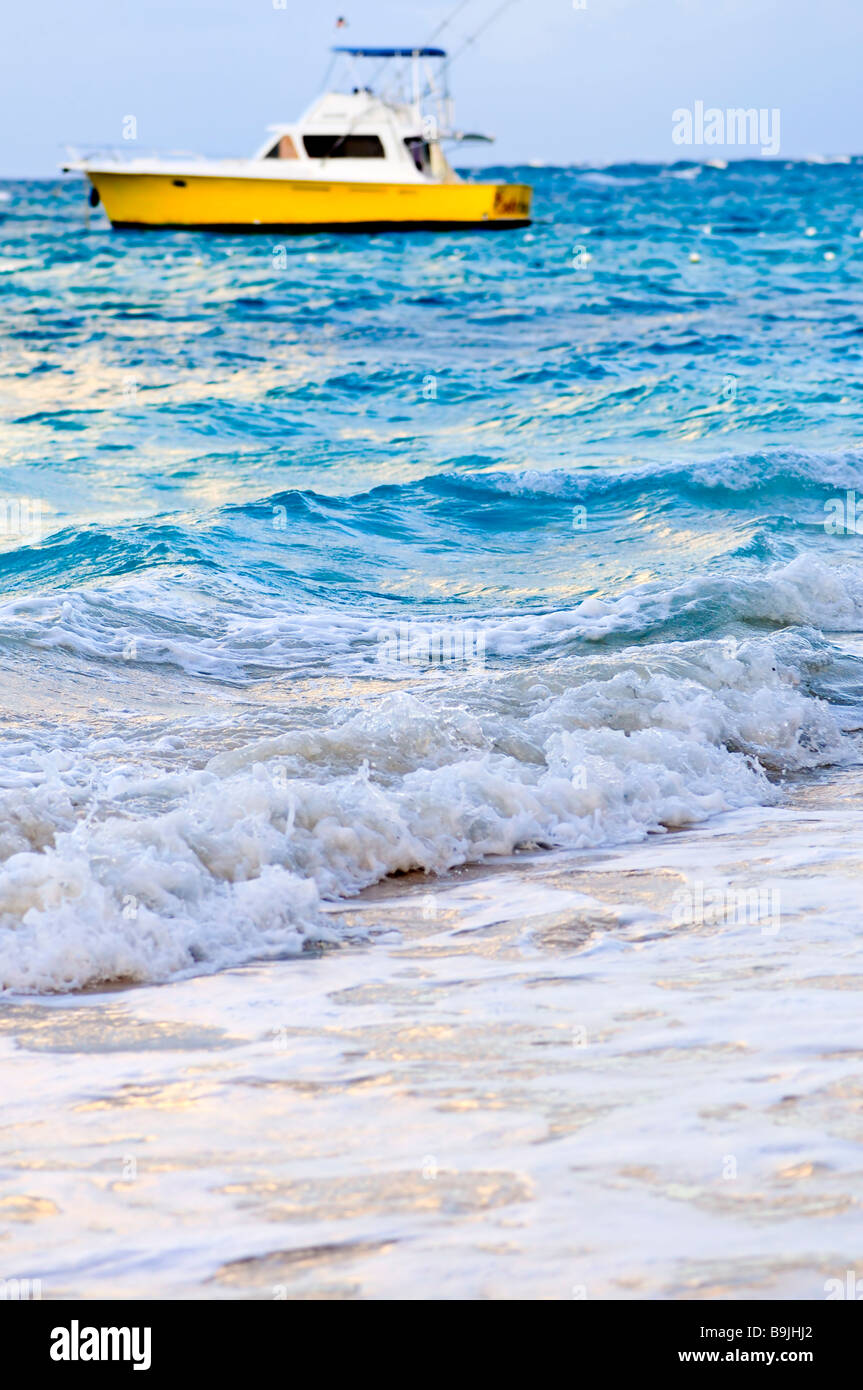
[2,161,863,1298]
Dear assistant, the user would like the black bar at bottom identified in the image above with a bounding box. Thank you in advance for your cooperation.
[5,1298,858,1374]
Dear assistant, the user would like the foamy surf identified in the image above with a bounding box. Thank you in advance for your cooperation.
[1,552,863,680]
[2,166,863,1000]
[0,627,851,992]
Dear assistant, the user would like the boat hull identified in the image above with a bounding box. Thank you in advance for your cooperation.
[86,172,532,233]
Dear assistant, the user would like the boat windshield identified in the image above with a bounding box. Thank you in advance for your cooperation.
[302,134,385,159]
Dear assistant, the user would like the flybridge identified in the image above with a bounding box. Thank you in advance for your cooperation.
[325,43,459,142]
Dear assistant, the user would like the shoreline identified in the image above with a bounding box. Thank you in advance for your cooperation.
[3,765,862,1298]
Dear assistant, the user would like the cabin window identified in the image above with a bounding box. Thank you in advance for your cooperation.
[404,138,431,172]
[265,135,299,159]
[302,134,385,159]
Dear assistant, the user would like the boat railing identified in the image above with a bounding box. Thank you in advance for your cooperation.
[61,143,209,168]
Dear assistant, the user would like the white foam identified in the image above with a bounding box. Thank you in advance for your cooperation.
[469,448,863,499]
[0,629,851,993]
[2,553,863,680]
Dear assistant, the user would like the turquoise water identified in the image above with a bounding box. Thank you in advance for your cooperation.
[1,161,863,991]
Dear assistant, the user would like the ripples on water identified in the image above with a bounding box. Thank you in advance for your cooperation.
[0,161,862,991]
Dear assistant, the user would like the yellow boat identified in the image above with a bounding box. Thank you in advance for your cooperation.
[63,45,531,235]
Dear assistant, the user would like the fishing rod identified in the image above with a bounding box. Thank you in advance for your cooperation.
[427,0,477,43]
[421,0,524,107]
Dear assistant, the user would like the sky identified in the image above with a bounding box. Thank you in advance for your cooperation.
[1,0,861,176]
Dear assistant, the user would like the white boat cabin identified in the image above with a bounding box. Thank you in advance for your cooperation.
[250,45,492,184]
